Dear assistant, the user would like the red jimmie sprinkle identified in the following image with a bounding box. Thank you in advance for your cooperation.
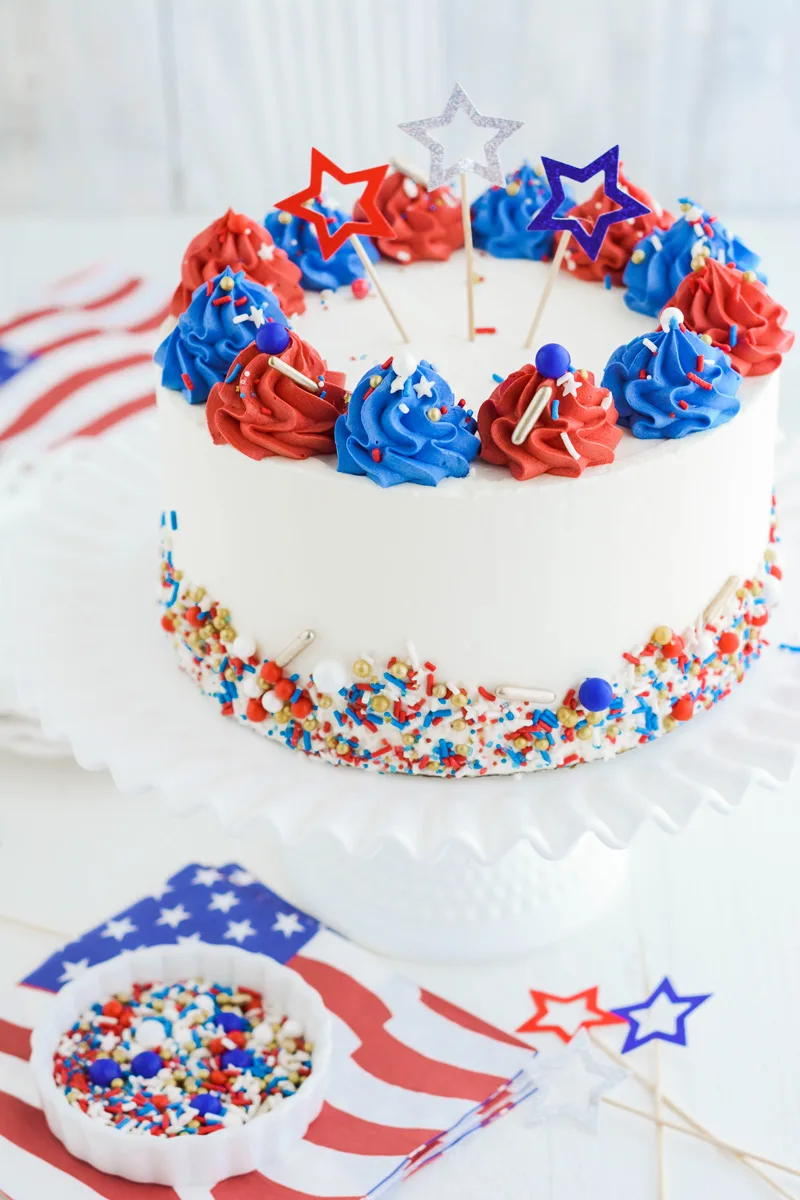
[181,373,194,391]
[371,447,382,462]
[212,295,232,306]
[686,371,712,390]
[696,354,704,372]
[475,326,496,335]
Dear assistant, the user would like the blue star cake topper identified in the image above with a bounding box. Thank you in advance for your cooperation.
[612,976,712,1054]
[398,82,524,189]
[527,145,651,261]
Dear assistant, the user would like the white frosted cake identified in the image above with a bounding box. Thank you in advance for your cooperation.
[156,172,792,779]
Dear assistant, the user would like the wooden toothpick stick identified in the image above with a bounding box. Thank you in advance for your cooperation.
[390,157,429,188]
[459,173,476,342]
[590,1033,795,1199]
[654,1040,666,1200]
[603,1098,800,1184]
[349,234,410,343]
[523,229,571,350]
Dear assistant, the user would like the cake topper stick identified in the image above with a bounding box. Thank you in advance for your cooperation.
[274,148,410,343]
[523,145,651,349]
[511,385,553,445]
[398,83,523,343]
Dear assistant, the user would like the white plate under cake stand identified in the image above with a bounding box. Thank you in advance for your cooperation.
[4,416,800,958]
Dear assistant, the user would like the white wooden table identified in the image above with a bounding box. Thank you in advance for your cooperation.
[2,216,800,1198]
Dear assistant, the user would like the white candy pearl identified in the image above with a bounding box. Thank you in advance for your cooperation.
[312,659,348,694]
[763,574,782,607]
[232,634,256,660]
[660,306,684,332]
[280,1018,303,1040]
[251,1021,274,1045]
[241,674,263,700]
[135,1019,166,1049]
[194,994,216,1014]
[695,633,716,660]
[402,177,419,199]
[262,689,286,713]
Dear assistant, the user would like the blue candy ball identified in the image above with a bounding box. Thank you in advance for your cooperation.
[88,1058,119,1087]
[190,1092,224,1116]
[535,342,570,379]
[217,1010,249,1034]
[255,321,291,355]
[221,1048,253,1071]
[130,1050,163,1079]
[578,677,614,713]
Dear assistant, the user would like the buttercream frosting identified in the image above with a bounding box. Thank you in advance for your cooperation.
[155,269,288,406]
[623,199,764,318]
[355,170,463,264]
[206,330,348,460]
[335,355,479,487]
[561,171,673,286]
[667,258,794,377]
[471,163,572,260]
[169,209,305,319]
[264,199,379,291]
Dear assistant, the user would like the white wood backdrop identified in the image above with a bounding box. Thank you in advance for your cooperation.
[1,0,799,217]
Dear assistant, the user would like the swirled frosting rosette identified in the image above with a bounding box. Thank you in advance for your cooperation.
[478,357,622,481]
[206,330,348,460]
[623,199,764,318]
[560,171,674,286]
[602,308,742,439]
[264,199,379,291]
[666,258,794,377]
[335,355,479,487]
[155,270,289,405]
[354,170,463,264]
[169,209,305,319]
[471,163,573,260]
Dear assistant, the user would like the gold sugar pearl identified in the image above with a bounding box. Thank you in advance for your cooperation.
[402,733,416,746]
[606,725,619,738]
[371,695,391,714]
[742,269,757,283]
[224,667,236,682]
[219,628,236,644]
[369,374,383,388]
[557,706,578,728]
[432,683,447,699]
[392,662,409,679]
[765,547,777,562]
[585,711,604,726]
[514,737,529,751]
[336,741,351,756]
[317,693,332,708]
[427,407,442,422]
[700,333,713,344]
[691,257,706,272]
[663,715,678,732]
[534,737,549,751]
[212,616,226,630]
[219,275,235,291]
[652,625,672,645]
[452,718,467,731]
[275,706,291,724]
[353,659,371,678]
[506,181,521,196]
[455,743,470,756]
[303,718,318,732]
[534,163,545,177]
[278,211,292,224]
[576,725,594,741]
[631,248,645,264]
[450,691,467,708]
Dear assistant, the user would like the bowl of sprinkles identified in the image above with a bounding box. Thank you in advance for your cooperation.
[30,942,332,1187]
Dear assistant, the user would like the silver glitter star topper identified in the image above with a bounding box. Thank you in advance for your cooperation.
[398,82,524,189]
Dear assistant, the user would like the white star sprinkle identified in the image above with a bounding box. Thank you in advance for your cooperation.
[192,867,224,887]
[156,904,191,929]
[224,918,256,944]
[413,375,434,399]
[257,242,276,260]
[101,917,137,942]
[272,911,304,938]
[557,372,583,398]
[208,890,239,914]
[232,304,266,328]
[58,958,90,983]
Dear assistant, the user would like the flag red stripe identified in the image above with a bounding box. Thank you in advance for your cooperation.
[291,957,506,1101]
[418,989,532,1049]
[0,353,152,442]
[0,1090,179,1199]
[129,304,171,334]
[0,1020,30,1061]
[0,307,60,337]
[304,1100,437,1156]
[213,1173,358,1200]
[30,329,107,356]
[66,393,155,439]
[80,278,141,311]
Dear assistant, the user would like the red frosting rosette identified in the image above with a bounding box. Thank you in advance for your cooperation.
[170,209,305,319]
[666,258,794,377]
[561,172,673,286]
[478,365,622,481]
[206,331,348,461]
[354,170,463,264]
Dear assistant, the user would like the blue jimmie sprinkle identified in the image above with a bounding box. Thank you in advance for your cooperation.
[779,643,800,653]
[604,274,612,290]
[729,324,738,348]
[551,399,560,420]
[492,372,505,384]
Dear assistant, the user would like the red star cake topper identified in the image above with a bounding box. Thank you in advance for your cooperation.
[274,148,397,260]
[516,987,627,1044]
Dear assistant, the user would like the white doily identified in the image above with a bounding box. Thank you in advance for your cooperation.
[5,415,800,864]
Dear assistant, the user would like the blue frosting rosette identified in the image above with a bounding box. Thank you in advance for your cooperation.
[155,269,288,404]
[471,162,574,260]
[335,355,479,487]
[264,199,378,291]
[623,199,764,318]
[601,307,742,439]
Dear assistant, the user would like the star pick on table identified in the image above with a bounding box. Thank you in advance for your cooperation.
[523,1031,628,1132]
[523,144,651,349]
[611,976,712,1054]
[516,986,627,1043]
[399,83,523,341]
[274,148,409,342]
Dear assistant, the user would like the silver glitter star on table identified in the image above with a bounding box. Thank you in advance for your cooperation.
[398,82,524,189]
[522,1031,628,1132]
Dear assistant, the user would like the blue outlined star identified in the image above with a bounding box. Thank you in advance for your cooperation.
[527,145,650,261]
[612,977,712,1053]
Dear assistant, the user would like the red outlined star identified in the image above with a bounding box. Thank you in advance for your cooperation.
[516,987,627,1044]
[273,148,396,260]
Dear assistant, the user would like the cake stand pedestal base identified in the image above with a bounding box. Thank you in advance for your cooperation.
[282,834,629,960]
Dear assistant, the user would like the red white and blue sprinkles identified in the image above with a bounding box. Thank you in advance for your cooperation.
[53,978,312,1135]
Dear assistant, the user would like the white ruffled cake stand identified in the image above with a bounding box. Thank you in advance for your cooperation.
[4,416,800,958]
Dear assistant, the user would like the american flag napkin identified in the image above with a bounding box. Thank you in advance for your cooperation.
[0,863,537,1199]
[0,263,169,463]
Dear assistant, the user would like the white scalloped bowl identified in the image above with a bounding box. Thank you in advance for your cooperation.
[29,942,332,1188]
